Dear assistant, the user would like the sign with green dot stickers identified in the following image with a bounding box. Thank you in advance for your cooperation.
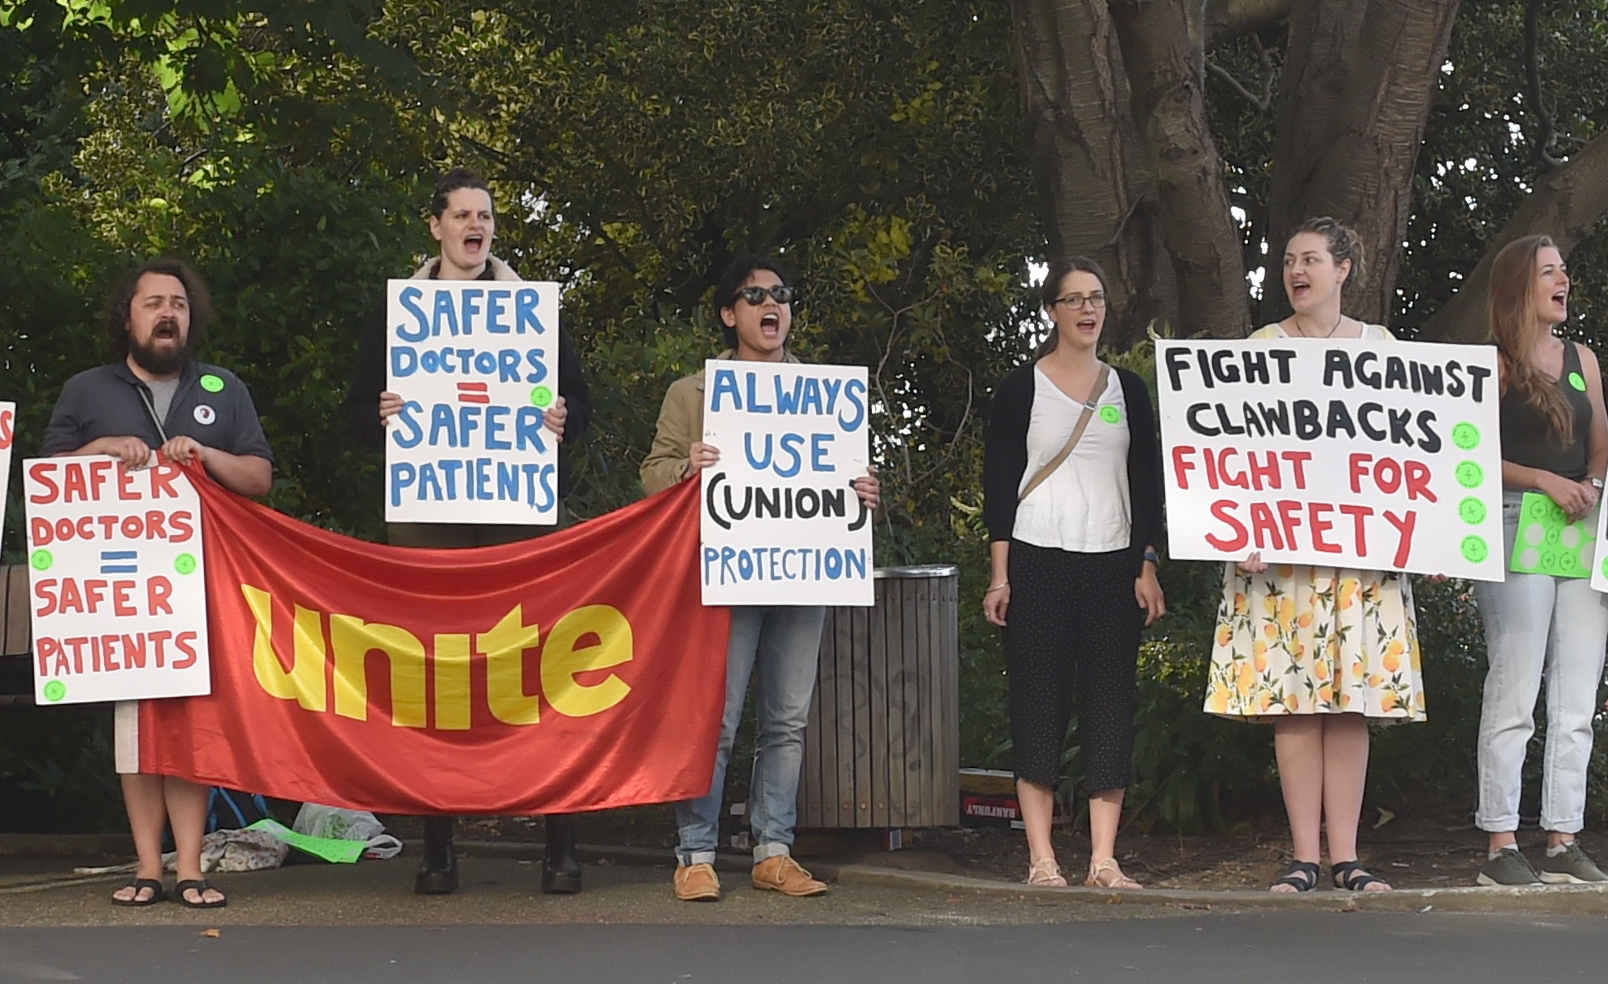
[1511,492,1593,578]
[1589,496,1608,595]
[23,455,212,704]
[0,402,13,548]
[1155,337,1505,581]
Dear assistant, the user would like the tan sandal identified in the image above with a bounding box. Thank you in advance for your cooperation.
[1085,858,1142,890]
[1026,858,1067,887]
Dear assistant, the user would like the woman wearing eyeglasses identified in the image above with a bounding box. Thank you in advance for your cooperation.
[982,256,1166,889]
[1203,217,1424,894]
[641,255,880,903]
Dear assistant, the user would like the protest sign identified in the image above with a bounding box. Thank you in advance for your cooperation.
[699,361,873,606]
[1157,338,1504,580]
[1512,492,1593,578]
[384,279,561,524]
[25,456,211,704]
[1588,502,1608,593]
[0,401,13,541]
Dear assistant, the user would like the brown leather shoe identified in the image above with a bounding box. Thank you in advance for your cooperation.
[673,862,722,902]
[751,855,828,896]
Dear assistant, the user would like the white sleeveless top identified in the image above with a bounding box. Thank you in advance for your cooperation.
[1012,365,1131,553]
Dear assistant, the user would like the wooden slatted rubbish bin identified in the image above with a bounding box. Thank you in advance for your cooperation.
[797,564,959,828]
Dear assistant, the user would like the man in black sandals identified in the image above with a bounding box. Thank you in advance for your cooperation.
[43,258,274,909]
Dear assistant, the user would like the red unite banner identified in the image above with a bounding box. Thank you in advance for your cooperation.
[137,468,729,815]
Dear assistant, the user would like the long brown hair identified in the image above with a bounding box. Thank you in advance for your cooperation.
[1489,234,1572,444]
[1036,256,1110,356]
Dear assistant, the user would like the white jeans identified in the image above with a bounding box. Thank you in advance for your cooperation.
[1473,492,1608,833]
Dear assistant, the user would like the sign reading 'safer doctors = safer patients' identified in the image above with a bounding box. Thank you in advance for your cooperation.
[1157,339,1504,581]
[700,362,873,606]
[25,457,211,704]
[385,279,561,525]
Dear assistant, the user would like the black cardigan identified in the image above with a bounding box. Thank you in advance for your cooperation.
[982,362,1165,576]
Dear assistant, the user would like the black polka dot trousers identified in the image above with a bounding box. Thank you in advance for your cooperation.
[1004,540,1141,793]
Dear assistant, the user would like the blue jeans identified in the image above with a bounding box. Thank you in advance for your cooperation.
[1474,492,1608,833]
[675,605,825,866]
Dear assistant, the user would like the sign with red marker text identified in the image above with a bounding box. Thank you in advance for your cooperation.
[385,279,561,525]
[700,361,873,606]
[1157,339,1504,580]
[0,401,13,541]
[25,456,210,704]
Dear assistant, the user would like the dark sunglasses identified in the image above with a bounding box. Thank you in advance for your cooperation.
[734,285,797,305]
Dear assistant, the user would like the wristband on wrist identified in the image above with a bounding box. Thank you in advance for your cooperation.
[1143,550,1159,566]
[985,582,1009,593]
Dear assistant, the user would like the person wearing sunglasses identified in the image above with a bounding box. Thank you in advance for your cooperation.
[641,255,880,902]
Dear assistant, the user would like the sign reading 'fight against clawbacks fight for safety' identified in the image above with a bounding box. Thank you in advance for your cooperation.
[700,361,873,606]
[385,279,561,524]
[24,457,212,704]
[1157,339,1505,581]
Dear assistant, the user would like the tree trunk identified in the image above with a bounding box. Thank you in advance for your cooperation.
[1008,0,1177,350]
[1108,0,1249,339]
[1420,132,1608,343]
[1264,0,1460,327]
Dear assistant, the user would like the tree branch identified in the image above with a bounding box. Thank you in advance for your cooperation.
[1206,0,1291,48]
[1205,34,1276,111]
[1524,0,1565,171]
[1420,131,1608,342]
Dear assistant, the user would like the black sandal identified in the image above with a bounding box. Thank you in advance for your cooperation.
[1270,860,1320,892]
[111,878,165,907]
[1331,860,1390,892]
[173,879,228,908]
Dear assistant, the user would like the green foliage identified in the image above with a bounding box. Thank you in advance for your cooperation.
[0,706,122,833]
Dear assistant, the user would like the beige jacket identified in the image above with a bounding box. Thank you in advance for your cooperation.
[639,348,802,496]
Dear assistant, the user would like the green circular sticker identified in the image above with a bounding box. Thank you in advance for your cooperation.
[1099,406,1121,425]
[199,373,225,393]
[1452,422,1481,450]
[530,385,554,408]
[1456,461,1484,489]
[1601,555,1608,580]
[1458,497,1487,525]
[174,553,197,575]
[43,681,66,703]
[30,549,53,571]
[1461,535,1490,564]
[1569,372,1587,392]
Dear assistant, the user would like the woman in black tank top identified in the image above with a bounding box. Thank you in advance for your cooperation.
[1472,235,1608,887]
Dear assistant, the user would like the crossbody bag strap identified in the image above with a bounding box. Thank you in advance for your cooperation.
[1017,363,1110,504]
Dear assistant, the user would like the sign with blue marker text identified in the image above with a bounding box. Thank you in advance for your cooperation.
[700,361,873,606]
[385,279,561,524]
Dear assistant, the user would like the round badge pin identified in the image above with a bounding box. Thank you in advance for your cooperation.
[193,404,216,425]
[1569,372,1587,392]
[1451,422,1481,450]
[1099,406,1121,425]
[200,374,225,393]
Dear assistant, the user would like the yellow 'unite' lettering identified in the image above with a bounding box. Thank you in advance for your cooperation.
[242,586,634,728]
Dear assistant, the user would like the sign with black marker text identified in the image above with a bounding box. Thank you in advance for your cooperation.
[1157,339,1504,580]
[699,361,873,606]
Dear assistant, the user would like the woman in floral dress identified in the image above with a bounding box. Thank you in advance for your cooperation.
[1203,218,1424,894]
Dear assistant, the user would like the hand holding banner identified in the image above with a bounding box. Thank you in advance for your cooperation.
[1157,338,1505,580]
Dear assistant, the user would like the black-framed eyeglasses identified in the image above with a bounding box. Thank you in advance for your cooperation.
[1053,292,1106,310]
[735,285,797,305]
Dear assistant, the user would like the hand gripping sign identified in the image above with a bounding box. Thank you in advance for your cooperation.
[699,361,874,606]
[25,456,211,704]
[385,279,562,525]
[1157,338,1505,581]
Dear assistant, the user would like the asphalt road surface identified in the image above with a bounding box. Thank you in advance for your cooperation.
[2,913,1606,984]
